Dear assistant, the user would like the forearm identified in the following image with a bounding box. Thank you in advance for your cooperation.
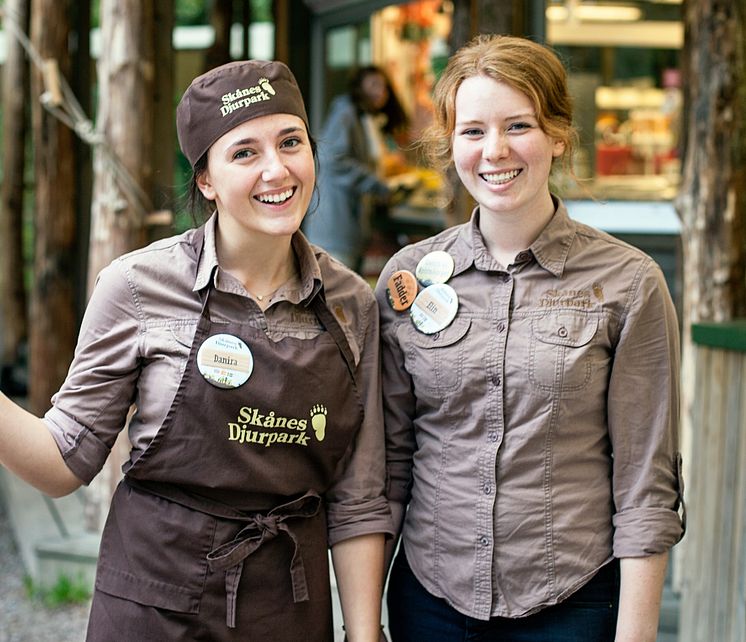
[331,532,385,642]
[615,552,669,642]
[0,393,82,497]
[383,500,406,576]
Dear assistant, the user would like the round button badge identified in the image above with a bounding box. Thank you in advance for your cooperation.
[410,283,459,334]
[196,333,254,389]
[386,269,419,311]
[415,250,455,287]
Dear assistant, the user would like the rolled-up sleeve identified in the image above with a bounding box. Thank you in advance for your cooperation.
[43,259,142,484]
[325,295,394,546]
[607,261,685,556]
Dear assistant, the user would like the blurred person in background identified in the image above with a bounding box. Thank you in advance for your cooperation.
[304,65,409,273]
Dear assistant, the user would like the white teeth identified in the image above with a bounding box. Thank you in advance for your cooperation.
[483,169,520,185]
[257,188,293,204]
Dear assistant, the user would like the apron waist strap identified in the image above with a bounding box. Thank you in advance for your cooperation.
[124,477,321,628]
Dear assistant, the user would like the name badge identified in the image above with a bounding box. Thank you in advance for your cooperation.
[196,333,254,389]
[415,250,455,286]
[410,283,459,334]
[386,269,419,311]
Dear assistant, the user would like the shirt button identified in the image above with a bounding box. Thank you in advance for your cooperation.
[558,326,568,338]
[488,432,498,442]
[491,374,502,387]
[497,322,506,333]
[479,535,490,547]
[483,484,492,495]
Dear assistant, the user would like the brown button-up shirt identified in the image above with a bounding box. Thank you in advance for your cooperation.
[376,199,684,619]
[44,214,392,545]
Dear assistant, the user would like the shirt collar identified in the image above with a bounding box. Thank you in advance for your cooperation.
[529,197,575,278]
[192,212,323,303]
[290,230,324,306]
[193,212,220,292]
[457,197,575,278]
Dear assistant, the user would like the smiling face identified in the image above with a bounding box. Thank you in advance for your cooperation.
[197,113,315,242]
[452,75,564,222]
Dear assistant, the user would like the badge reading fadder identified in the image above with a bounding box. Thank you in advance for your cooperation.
[415,250,455,286]
[410,283,459,334]
[386,269,418,311]
[196,333,254,389]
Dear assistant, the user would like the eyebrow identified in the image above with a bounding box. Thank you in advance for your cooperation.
[227,127,305,148]
[456,112,537,126]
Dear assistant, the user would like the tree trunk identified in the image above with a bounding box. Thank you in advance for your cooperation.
[149,0,175,241]
[28,0,78,415]
[0,0,30,383]
[674,1,746,632]
[205,0,234,71]
[84,0,156,531]
[87,0,155,289]
[676,0,746,326]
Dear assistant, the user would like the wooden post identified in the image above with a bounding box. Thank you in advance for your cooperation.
[84,0,156,531]
[680,324,746,642]
[28,0,78,416]
[676,0,746,326]
[149,0,175,241]
[675,1,746,638]
[0,0,30,381]
[205,0,233,71]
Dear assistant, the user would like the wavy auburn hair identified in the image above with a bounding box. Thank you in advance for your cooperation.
[420,34,577,175]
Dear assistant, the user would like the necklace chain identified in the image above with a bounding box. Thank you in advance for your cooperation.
[246,259,296,303]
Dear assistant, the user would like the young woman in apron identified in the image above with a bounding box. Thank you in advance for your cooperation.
[0,60,392,641]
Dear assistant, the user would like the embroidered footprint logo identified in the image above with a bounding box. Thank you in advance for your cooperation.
[310,404,327,442]
[592,282,605,302]
[259,78,276,95]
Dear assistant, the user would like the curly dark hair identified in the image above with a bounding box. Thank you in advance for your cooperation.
[348,65,409,135]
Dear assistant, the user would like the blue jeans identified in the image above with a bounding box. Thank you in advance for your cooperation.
[387,550,619,642]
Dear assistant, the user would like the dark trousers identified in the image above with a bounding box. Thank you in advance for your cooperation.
[387,550,619,642]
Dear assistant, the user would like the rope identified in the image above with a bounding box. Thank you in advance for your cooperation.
[0,5,159,223]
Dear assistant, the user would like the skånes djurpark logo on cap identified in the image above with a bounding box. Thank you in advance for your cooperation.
[220,78,277,117]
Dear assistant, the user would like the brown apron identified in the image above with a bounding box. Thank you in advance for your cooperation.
[86,228,364,642]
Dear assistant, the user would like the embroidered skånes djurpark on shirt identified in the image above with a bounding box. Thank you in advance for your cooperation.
[376,197,685,620]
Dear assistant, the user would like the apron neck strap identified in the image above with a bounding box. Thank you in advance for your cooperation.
[309,292,358,385]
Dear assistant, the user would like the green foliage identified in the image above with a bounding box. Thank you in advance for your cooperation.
[24,573,91,607]
[177,0,209,26]
[251,0,273,23]
[91,0,210,27]
[90,0,274,30]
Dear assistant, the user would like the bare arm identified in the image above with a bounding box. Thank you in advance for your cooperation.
[615,552,668,642]
[0,393,82,497]
[383,500,405,576]
[331,533,385,642]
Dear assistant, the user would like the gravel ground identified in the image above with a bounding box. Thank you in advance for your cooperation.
[0,498,90,642]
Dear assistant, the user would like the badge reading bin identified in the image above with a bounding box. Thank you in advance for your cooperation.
[415,250,455,286]
[386,269,419,311]
[196,333,254,389]
[410,283,459,334]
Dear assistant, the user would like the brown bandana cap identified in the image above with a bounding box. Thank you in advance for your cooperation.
[176,59,309,167]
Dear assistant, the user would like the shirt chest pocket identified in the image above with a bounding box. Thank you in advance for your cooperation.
[400,318,471,395]
[529,311,598,395]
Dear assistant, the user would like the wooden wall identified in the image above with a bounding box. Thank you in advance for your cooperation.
[678,322,746,642]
